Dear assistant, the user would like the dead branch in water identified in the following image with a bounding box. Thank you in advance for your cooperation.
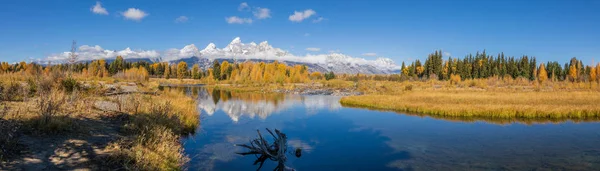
[236,128,297,171]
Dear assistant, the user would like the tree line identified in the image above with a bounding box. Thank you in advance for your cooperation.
[0,56,337,83]
[2,51,597,83]
[397,50,599,83]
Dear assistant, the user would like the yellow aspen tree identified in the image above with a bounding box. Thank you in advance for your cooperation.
[569,64,577,82]
[177,61,188,79]
[596,63,600,83]
[538,63,548,83]
[590,66,597,82]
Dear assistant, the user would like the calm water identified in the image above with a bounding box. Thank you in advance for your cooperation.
[178,87,600,171]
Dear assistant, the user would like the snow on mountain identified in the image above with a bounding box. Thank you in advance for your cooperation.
[42,37,399,74]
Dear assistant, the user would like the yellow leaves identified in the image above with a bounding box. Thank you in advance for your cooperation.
[177,62,188,79]
[416,66,424,76]
[591,65,597,82]
[310,72,323,80]
[569,64,577,82]
[538,63,548,82]
[450,74,461,84]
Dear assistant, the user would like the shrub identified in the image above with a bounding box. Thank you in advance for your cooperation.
[450,74,462,85]
[107,126,188,170]
[404,84,413,91]
[61,77,79,93]
[0,118,20,161]
[1,81,27,101]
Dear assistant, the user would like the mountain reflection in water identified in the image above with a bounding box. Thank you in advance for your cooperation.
[175,87,600,171]
[195,88,341,122]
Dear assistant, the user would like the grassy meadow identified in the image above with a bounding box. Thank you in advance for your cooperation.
[340,79,600,120]
[0,71,199,170]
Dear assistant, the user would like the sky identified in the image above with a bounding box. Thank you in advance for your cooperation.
[0,0,599,64]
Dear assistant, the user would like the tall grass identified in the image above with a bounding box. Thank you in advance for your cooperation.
[107,126,189,170]
[341,90,600,119]
[106,89,199,170]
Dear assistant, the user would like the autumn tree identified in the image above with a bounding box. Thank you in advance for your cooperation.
[177,61,188,79]
[164,64,171,79]
[192,64,200,79]
[590,65,597,83]
[538,63,548,83]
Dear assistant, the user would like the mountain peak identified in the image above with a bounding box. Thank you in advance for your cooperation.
[230,37,242,45]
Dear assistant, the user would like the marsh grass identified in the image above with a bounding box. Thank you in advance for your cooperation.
[106,126,188,170]
[341,90,600,119]
[105,89,199,170]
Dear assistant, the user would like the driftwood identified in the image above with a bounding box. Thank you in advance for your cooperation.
[236,128,297,171]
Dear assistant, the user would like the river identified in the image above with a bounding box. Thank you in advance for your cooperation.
[175,87,600,170]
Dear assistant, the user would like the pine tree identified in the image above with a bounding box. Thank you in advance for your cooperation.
[212,60,221,80]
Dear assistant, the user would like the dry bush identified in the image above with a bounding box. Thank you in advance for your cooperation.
[113,67,150,82]
[0,80,28,101]
[24,77,77,134]
[449,74,461,85]
[0,118,20,161]
[106,126,188,170]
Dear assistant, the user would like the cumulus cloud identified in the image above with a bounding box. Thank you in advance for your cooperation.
[289,9,316,22]
[306,47,320,52]
[238,2,250,11]
[122,8,148,21]
[46,45,159,62]
[91,1,108,15]
[312,17,325,23]
[225,16,253,24]
[362,53,377,56]
[175,16,188,23]
[253,7,271,19]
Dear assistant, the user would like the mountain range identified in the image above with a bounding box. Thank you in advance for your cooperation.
[42,37,400,74]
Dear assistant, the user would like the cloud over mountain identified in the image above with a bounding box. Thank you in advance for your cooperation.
[43,37,398,74]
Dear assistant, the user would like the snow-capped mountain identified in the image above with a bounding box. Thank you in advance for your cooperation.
[43,37,399,74]
[192,37,398,74]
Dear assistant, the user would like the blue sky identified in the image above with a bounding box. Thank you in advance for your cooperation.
[0,0,599,64]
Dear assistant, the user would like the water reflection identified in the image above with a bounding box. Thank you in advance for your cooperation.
[342,103,600,125]
[177,87,600,170]
[192,88,341,122]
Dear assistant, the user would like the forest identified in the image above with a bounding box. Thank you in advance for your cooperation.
[1,50,598,85]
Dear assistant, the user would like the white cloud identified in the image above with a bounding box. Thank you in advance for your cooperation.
[175,16,188,23]
[304,33,310,37]
[238,2,250,11]
[253,7,271,19]
[122,8,148,21]
[444,52,451,57]
[46,45,159,61]
[312,17,325,23]
[43,37,398,72]
[289,9,316,22]
[225,16,253,24]
[362,53,377,56]
[306,47,320,52]
[91,1,108,15]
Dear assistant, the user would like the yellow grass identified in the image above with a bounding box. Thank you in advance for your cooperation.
[1,72,199,169]
[341,89,600,119]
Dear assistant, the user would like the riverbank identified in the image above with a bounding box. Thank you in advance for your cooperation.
[340,80,600,119]
[1,74,199,170]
